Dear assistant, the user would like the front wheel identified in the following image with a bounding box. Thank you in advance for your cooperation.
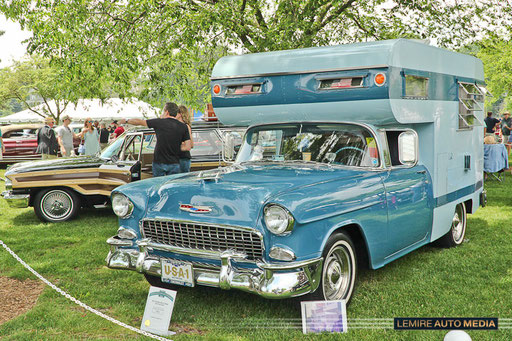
[437,203,467,248]
[33,188,80,223]
[313,232,357,303]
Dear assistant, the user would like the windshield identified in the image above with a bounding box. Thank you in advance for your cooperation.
[100,134,125,159]
[236,123,380,167]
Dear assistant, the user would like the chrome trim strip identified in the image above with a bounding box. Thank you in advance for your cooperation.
[137,239,248,261]
[210,65,389,80]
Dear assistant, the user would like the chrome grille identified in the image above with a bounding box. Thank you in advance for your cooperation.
[141,219,264,261]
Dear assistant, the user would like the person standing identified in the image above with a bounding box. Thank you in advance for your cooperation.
[56,115,77,157]
[177,105,194,172]
[99,123,110,150]
[36,116,59,160]
[119,102,191,176]
[484,111,500,141]
[79,118,101,156]
[500,112,512,155]
[112,120,125,139]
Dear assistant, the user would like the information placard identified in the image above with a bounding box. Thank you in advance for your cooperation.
[140,286,177,336]
[301,300,347,334]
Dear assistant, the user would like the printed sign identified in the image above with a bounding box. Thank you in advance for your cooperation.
[301,300,347,334]
[141,286,177,336]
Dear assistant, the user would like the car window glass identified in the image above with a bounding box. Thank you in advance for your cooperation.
[120,135,142,161]
[100,135,125,159]
[191,130,222,156]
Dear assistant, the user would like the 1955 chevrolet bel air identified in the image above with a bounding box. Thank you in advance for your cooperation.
[106,39,486,302]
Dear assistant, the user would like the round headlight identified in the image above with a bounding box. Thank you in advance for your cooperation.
[112,193,134,219]
[264,204,294,235]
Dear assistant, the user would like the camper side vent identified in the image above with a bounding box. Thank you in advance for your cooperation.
[318,77,364,90]
[226,84,262,95]
[458,82,484,130]
[464,154,471,171]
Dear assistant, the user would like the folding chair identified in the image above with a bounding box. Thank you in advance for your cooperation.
[483,144,508,183]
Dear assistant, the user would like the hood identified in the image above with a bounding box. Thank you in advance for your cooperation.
[138,163,369,227]
[6,156,105,175]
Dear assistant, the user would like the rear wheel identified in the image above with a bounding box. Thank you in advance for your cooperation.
[437,203,467,248]
[312,231,357,303]
[33,188,80,223]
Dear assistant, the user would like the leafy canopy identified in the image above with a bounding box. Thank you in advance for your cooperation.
[1,0,510,109]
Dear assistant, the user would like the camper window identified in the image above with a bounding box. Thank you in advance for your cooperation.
[404,75,429,99]
[458,82,484,130]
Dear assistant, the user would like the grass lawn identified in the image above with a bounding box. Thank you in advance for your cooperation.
[1,167,511,341]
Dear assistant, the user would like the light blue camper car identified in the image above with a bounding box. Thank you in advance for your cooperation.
[106,39,486,303]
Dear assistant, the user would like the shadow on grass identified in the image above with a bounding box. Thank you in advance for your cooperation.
[10,209,41,226]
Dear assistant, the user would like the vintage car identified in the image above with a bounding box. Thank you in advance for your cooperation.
[1,122,245,223]
[105,40,486,303]
[0,124,43,164]
[0,123,81,164]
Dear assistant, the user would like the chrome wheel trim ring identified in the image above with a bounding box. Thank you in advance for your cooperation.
[451,204,466,244]
[41,190,73,220]
[322,240,355,301]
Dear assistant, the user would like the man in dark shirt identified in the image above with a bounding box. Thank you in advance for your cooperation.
[36,116,59,159]
[484,112,500,137]
[99,123,110,149]
[120,102,191,176]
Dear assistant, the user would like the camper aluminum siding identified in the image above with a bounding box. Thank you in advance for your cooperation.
[211,38,484,245]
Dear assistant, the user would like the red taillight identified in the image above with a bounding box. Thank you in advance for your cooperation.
[213,84,221,95]
[374,73,386,86]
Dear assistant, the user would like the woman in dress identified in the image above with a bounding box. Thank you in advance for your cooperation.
[79,117,101,156]
[177,106,194,172]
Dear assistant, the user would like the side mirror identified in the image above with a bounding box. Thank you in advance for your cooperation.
[398,131,418,165]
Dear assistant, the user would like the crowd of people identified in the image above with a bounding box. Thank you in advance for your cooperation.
[484,111,512,156]
[34,101,194,176]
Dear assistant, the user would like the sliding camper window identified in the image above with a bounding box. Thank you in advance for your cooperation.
[458,82,484,130]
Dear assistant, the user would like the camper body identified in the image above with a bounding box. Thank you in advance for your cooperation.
[106,39,485,302]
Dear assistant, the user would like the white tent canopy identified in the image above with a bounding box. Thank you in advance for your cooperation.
[0,98,160,124]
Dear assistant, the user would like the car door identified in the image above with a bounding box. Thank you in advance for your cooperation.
[98,133,141,185]
[380,129,434,255]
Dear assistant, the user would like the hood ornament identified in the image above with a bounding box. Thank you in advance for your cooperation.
[179,204,212,213]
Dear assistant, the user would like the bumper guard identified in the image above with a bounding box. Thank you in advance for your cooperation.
[1,191,30,208]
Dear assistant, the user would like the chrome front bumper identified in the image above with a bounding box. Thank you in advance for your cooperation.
[1,191,30,208]
[106,237,323,299]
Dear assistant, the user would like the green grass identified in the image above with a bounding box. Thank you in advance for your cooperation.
[1,167,511,340]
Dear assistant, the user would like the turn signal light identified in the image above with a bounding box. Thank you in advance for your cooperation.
[213,84,221,95]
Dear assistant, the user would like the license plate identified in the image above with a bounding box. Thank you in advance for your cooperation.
[161,259,194,287]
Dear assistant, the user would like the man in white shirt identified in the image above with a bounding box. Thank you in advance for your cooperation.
[56,115,77,157]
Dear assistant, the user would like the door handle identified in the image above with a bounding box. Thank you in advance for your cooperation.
[416,170,426,174]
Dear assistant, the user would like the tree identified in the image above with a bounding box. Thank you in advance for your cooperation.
[477,39,512,112]
[0,55,74,123]
[1,1,510,109]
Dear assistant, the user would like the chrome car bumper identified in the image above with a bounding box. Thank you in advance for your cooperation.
[106,237,323,299]
[1,191,30,208]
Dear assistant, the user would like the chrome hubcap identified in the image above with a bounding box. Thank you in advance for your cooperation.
[452,205,465,243]
[42,191,72,219]
[323,244,352,300]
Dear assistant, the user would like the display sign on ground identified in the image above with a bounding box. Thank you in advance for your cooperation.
[301,300,347,334]
[141,286,177,337]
